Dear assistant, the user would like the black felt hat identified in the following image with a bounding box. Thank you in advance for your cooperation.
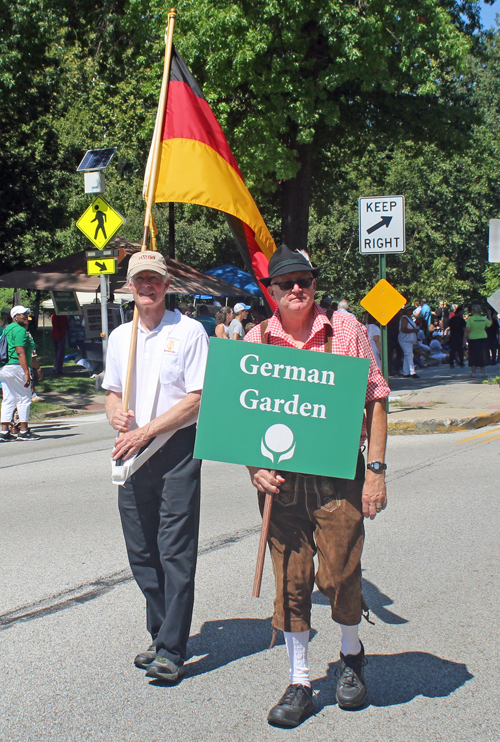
[261,244,320,287]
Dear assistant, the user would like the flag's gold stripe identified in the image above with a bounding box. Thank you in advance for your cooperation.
[153,139,275,260]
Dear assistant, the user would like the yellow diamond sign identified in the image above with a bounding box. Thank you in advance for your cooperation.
[360,279,406,326]
[76,196,125,249]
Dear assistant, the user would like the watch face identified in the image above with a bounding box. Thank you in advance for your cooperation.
[369,462,385,472]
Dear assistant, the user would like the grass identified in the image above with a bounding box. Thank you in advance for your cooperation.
[37,370,96,396]
[483,375,500,385]
[23,326,104,420]
[30,402,78,421]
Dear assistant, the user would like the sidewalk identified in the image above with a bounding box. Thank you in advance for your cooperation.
[388,363,500,432]
[29,363,500,434]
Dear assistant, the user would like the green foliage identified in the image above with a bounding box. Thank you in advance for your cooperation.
[0,0,499,313]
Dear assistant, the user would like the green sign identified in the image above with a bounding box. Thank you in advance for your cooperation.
[194,339,370,479]
[50,290,82,316]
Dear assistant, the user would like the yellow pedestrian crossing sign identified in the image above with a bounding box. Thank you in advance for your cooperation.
[76,196,125,248]
[87,257,117,275]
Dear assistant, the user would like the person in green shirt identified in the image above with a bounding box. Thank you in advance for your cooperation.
[0,306,42,441]
[465,304,492,378]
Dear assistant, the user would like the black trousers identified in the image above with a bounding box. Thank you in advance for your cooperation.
[118,424,201,666]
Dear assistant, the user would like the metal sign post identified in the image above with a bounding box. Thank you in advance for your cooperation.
[378,255,389,380]
[100,275,109,370]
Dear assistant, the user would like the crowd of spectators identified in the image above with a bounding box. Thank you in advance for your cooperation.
[387,298,499,379]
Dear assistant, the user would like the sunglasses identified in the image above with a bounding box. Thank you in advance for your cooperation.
[270,277,314,291]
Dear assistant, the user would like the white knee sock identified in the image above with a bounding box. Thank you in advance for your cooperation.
[339,623,361,657]
[284,630,311,687]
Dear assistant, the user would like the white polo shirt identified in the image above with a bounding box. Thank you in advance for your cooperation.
[103,309,209,430]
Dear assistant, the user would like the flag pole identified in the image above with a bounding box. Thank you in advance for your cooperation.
[118,9,177,449]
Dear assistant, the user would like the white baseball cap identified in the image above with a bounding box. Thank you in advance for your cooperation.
[128,251,169,279]
[233,303,251,313]
[11,305,30,318]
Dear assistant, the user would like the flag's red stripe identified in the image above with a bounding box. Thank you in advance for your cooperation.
[242,222,277,310]
[162,81,242,178]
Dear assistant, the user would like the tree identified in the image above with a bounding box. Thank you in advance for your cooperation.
[175,0,484,250]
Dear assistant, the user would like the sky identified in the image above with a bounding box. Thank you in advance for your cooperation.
[480,1,499,29]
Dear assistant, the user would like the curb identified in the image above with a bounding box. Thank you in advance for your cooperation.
[388,410,500,433]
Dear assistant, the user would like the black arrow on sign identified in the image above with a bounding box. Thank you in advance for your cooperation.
[366,216,393,234]
[95,261,107,271]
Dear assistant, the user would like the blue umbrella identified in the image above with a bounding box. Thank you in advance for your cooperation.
[195,264,262,299]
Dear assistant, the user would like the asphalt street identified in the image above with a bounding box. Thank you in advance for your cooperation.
[1,414,499,741]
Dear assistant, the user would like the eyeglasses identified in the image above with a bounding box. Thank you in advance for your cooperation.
[270,277,314,291]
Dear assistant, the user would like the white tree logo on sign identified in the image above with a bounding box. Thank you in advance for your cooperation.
[261,424,296,465]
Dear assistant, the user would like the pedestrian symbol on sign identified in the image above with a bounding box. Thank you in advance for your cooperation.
[91,205,107,240]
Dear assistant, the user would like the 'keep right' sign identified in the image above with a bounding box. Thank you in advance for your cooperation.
[359,195,405,254]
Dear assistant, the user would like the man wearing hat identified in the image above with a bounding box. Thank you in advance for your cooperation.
[228,302,251,340]
[0,306,43,442]
[244,245,390,727]
[103,251,209,683]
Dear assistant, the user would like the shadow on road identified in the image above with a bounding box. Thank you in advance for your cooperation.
[311,578,409,625]
[184,617,317,677]
[313,651,473,709]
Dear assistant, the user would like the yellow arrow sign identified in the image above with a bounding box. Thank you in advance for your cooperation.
[76,196,125,249]
[87,257,117,275]
[360,278,406,326]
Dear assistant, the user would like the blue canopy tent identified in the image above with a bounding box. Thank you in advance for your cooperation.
[195,264,262,300]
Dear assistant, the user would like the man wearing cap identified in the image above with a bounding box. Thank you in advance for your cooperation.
[0,306,43,441]
[228,302,250,340]
[244,245,390,727]
[102,251,209,683]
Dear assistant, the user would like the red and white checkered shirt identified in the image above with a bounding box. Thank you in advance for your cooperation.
[244,303,390,444]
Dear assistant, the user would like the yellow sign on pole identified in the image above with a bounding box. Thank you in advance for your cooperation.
[87,258,117,275]
[360,279,406,326]
[76,197,125,249]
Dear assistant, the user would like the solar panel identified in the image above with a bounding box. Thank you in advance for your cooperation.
[76,148,117,172]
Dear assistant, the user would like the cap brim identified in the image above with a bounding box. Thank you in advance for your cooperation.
[261,265,320,287]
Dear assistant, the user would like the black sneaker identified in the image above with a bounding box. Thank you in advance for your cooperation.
[0,431,17,442]
[16,429,41,441]
[145,656,184,682]
[134,644,157,669]
[336,643,367,709]
[267,684,314,728]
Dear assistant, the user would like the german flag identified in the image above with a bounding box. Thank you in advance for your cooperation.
[144,47,277,308]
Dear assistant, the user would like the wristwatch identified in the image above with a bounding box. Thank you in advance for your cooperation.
[367,461,387,474]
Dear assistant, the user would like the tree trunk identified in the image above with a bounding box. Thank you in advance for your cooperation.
[280,144,313,252]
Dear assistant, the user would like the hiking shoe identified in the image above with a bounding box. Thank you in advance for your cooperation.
[0,431,17,442]
[134,644,157,669]
[267,684,314,728]
[336,643,367,709]
[16,429,41,441]
[145,656,184,682]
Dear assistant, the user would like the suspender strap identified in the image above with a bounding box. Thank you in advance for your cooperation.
[324,323,332,353]
[260,320,269,344]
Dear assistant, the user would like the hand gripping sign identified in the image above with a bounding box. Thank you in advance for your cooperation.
[194,339,370,480]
